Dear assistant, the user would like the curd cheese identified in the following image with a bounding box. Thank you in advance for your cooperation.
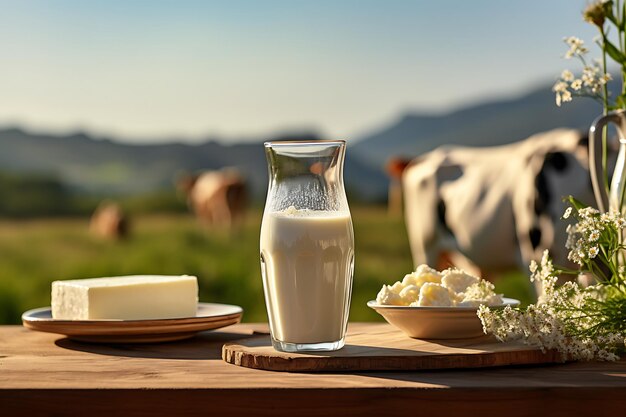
[415,282,453,307]
[441,269,480,294]
[375,265,503,307]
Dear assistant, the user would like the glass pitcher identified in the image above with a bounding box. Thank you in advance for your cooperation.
[260,140,354,352]
[589,109,626,212]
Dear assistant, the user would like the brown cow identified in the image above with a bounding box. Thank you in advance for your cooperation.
[178,168,247,229]
[89,201,129,240]
[385,157,412,216]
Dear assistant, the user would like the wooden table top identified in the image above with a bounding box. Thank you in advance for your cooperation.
[2,323,626,417]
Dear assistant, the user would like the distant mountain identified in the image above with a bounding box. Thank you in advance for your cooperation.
[350,83,603,166]
[0,81,607,202]
[0,129,388,200]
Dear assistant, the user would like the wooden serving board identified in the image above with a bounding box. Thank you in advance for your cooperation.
[222,323,563,372]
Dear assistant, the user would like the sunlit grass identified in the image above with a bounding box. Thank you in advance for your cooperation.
[0,206,532,324]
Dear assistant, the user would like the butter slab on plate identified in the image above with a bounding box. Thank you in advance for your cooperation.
[22,302,243,343]
[51,275,199,320]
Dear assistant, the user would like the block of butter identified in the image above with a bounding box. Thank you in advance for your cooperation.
[51,275,198,320]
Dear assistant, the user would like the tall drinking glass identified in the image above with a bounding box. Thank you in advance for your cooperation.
[260,140,354,352]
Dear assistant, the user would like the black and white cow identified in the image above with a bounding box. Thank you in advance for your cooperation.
[402,129,594,296]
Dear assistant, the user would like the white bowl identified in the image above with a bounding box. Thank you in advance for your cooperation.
[367,298,520,339]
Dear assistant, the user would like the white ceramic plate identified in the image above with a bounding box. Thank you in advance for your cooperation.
[367,298,520,339]
[22,302,243,343]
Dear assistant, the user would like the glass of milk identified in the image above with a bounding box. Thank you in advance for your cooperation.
[260,140,354,352]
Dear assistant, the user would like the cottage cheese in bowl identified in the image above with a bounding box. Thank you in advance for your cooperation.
[370,265,517,339]
[375,265,504,308]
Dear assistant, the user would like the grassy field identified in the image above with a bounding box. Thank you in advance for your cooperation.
[0,206,534,324]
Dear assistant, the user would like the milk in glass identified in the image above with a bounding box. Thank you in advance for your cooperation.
[260,207,354,344]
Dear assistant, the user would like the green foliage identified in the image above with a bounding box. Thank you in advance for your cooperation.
[0,172,76,217]
[0,170,191,218]
[119,190,188,215]
[603,36,626,64]
[492,270,535,307]
[0,207,532,324]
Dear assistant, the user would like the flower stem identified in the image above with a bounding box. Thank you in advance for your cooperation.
[621,0,626,96]
[601,27,610,114]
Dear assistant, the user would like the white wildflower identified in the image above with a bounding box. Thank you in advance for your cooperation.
[571,79,583,90]
[582,67,595,85]
[564,36,588,58]
[561,89,572,103]
[478,270,625,361]
[563,207,573,219]
[600,73,612,84]
[566,222,586,265]
[577,65,606,94]
[553,81,571,106]
[553,81,568,92]
[578,207,599,218]
[561,69,575,81]
[479,202,626,362]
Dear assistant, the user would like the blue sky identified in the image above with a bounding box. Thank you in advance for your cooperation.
[0,0,602,142]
